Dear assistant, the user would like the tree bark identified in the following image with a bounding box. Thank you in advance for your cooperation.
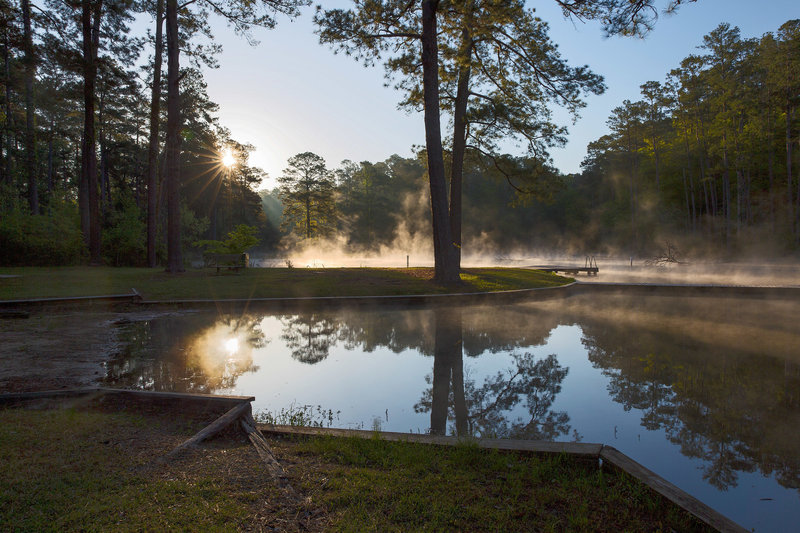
[82,0,102,264]
[165,0,183,272]
[146,0,164,267]
[2,30,12,187]
[787,102,794,237]
[449,21,472,270]
[421,0,458,284]
[22,0,37,214]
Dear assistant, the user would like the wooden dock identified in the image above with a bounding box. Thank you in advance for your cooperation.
[532,256,599,276]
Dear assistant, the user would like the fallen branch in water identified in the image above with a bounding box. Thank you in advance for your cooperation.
[645,241,683,266]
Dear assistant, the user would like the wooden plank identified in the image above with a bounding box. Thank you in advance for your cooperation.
[0,294,140,307]
[167,401,252,457]
[258,425,603,457]
[0,388,255,410]
[240,413,295,492]
[600,446,747,533]
[0,388,102,406]
[97,388,254,404]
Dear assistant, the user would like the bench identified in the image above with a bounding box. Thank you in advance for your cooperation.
[204,253,249,274]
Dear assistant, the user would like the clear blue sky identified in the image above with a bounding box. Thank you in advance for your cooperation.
[199,0,798,189]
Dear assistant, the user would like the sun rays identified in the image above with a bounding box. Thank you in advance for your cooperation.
[221,148,236,168]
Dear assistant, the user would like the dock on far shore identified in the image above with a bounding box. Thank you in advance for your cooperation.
[530,256,599,276]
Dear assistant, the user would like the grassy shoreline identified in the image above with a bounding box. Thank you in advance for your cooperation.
[0,266,572,301]
[0,407,711,532]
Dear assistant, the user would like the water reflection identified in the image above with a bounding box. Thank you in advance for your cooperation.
[414,307,573,440]
[280,314,339,364]
[581,315,800,492]
[102,295,800,531]
[104,314,264,392]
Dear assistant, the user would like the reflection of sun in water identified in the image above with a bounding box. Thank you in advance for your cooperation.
[224,337,239,356]
[221,149,236,168]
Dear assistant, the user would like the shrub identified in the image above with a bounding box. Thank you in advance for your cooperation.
[194,224,260,255]
[102,195,146,266]
[0,203,85,266]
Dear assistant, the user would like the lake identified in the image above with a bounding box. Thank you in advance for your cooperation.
[104,291,800,532]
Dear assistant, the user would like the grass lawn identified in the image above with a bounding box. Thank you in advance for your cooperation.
[287,435,712,532]
[0,266,572,301]
[0,408,276,532]
[0,407,712,532]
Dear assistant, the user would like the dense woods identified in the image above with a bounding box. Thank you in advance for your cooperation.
[580,21,800,255]
[0,0,797,267]
[0,0,302,266]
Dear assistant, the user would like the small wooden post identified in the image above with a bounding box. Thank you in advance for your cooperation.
[406,255,409,268]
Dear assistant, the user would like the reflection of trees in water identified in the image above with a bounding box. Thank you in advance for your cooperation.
[279,314,340,364]
[277,304,560,364]
[580,300,800,492]
[274,305,570,439]
[414,308,572,440]
[105,296,800,494]
[416,352,572,440]
[103,313,264,393]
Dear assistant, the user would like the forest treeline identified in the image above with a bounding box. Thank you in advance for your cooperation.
[580,21,800,255]
[1,2,798,267]
[273,20,800,260]
[0,0,302,267]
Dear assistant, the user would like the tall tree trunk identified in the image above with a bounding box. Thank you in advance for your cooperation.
[78,133,89,240]
[146,0,164,267]
[47,132,53,208]
[2,31,11,187]
[100,142,109,211]
[22,0,37,214]
[786,103,794,237]
[449,14,473,269]
[165,0,183,272]
[682,168,690,230]
[421,0,458,284]
[768,102,776,230]
[82,0,102,264]
[98,88,108,213]
[722,141,731,249]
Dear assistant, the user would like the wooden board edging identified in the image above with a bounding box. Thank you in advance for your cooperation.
[0,293,141,308]
[600,446,747,533]
[0,387,101,405]
[258,424,602,457]
[168,401,253,456]
[0,387,255,407]
[258,424,745,532]
[124,282,579,310]
[93,388,255,403]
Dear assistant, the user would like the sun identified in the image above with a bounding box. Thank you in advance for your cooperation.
[224,337,239,356]
[221,149,236,168]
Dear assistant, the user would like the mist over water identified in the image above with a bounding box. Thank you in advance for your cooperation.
[253,248,800,287]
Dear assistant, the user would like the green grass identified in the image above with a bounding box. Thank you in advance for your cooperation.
[0,408,711,532]
[0,408,256,532]
[0,266,571,301]
[291,435,712,532]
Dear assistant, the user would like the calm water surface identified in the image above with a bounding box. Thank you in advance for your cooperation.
[105,293,800,532]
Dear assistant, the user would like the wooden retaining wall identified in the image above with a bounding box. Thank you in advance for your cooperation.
[0,387,749,532]
[0,293,142,309]
[2,282,798,313]
[0,387,252,411]
[259,424,747,533]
